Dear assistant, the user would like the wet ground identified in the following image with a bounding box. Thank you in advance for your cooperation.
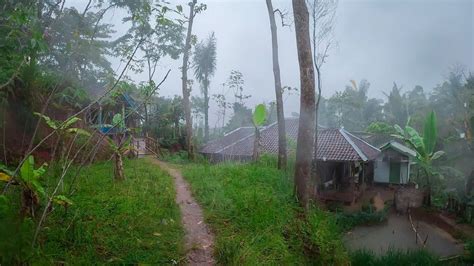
[344,212,464,257]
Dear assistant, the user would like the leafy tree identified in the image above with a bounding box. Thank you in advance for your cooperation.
[225,103,253,131]
[384,82,408,127]
[193,32,217,141]
[181,0,206,160]
[393,111,445,206]
[227,70,251,105]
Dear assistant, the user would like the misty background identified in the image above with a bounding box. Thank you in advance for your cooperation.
[67,0,473,125]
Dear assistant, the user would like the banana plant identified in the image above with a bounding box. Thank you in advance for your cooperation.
[252,104,267,161]
[392,111,444,206]
[34,113,90,162]
[1,156,73,217]
[106,113,135,180]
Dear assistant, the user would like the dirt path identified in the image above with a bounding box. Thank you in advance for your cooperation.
[149,158,215,265]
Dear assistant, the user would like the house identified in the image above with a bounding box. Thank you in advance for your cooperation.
[86,92,142,135]
[374,141,416,184]
[201,118,418,203]
[200,118,300,161]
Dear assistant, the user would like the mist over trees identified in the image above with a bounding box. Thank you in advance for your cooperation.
[0,0,473,264]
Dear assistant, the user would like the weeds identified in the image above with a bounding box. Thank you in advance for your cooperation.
[0,159,184,264]
[350,249,440,266]
[182,161,348,265]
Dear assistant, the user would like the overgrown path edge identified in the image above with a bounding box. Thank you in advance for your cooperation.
[148,158,215,266]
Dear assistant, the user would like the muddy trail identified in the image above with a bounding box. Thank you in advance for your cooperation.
[149,158,215,265]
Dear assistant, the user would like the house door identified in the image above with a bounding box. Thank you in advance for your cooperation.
[389,162,401,183]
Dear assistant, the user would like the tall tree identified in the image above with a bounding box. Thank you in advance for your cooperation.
[307,0,337,187]
[193,32,217,142]
[181,0,205,160]
[292,0,316,207]
[266,0,287,170]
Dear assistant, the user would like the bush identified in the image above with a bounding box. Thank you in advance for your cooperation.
[335,204,389,231]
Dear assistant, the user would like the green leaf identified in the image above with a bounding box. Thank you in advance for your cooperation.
[423,111,437,155]
[393,124,405,137]
[34,112,58,130]
[431,150,445,160]
[66,128,91,137]
[252,104,267,127]
[33,163,48,179]
[61,116,81,129]
[53,195,73,207]
[20,156,35,184]
[112,114,125,128]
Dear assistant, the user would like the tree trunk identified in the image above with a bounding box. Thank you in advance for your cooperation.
[144,103,148,137]
[253,127,261,161]
[292,0,316,208]
[204,77,210,142]
[266,0,287,171]
[182,0,197,160]
[114,151,124,180]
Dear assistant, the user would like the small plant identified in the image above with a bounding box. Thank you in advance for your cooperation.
[252,103,267,161]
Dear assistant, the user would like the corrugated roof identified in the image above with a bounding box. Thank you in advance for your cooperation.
[200,127,254,154]
[380,140,417,157]
[200,118,381,162]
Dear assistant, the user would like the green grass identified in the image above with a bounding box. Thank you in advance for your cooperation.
[350,249,441,266]
[1,159,184,264]
[182,161,348,265]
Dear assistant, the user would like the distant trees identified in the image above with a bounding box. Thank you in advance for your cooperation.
[292,0,316,207]
[181,0,206,160]
[223,70,253,131]
[266,0,287,170]
[193,32,217,142]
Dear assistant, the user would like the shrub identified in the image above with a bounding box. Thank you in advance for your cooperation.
[335,204,389,231]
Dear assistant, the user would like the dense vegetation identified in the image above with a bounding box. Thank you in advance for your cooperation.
[1,159,184,264]
[0,0,472,264]
[182,159,348,265]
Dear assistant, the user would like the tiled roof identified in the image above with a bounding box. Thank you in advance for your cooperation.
[200,127,254,154]
[200,118,381,161]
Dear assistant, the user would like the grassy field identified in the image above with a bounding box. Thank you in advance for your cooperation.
[1,159,184,264]
[182,160,348,265]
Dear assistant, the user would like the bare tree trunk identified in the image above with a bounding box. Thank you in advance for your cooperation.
[182,0,197,160]
[204,78,210,142]
[311,4,323,198]
[292,0,316,208]
[252,127,261,161]
[144,103,148,137]
[114,151,124,180]
[266,0,287,171]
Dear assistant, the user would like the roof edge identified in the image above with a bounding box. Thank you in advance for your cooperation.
[339,128,368,161]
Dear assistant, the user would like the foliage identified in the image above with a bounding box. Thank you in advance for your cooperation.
[335,205,389,231]
[366,121,396,135]
[393,111,444,174]
[182,162,348,265]
[19,155,48,198]
[225,102,253,131]
[252,104,267,127]
[0,159,185,264]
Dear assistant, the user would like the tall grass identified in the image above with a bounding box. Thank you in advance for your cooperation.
[1,159,184,264]
[182,160,348,265]
[350,249,441,266]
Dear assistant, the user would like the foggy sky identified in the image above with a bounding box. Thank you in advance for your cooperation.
[68,0,473,125]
